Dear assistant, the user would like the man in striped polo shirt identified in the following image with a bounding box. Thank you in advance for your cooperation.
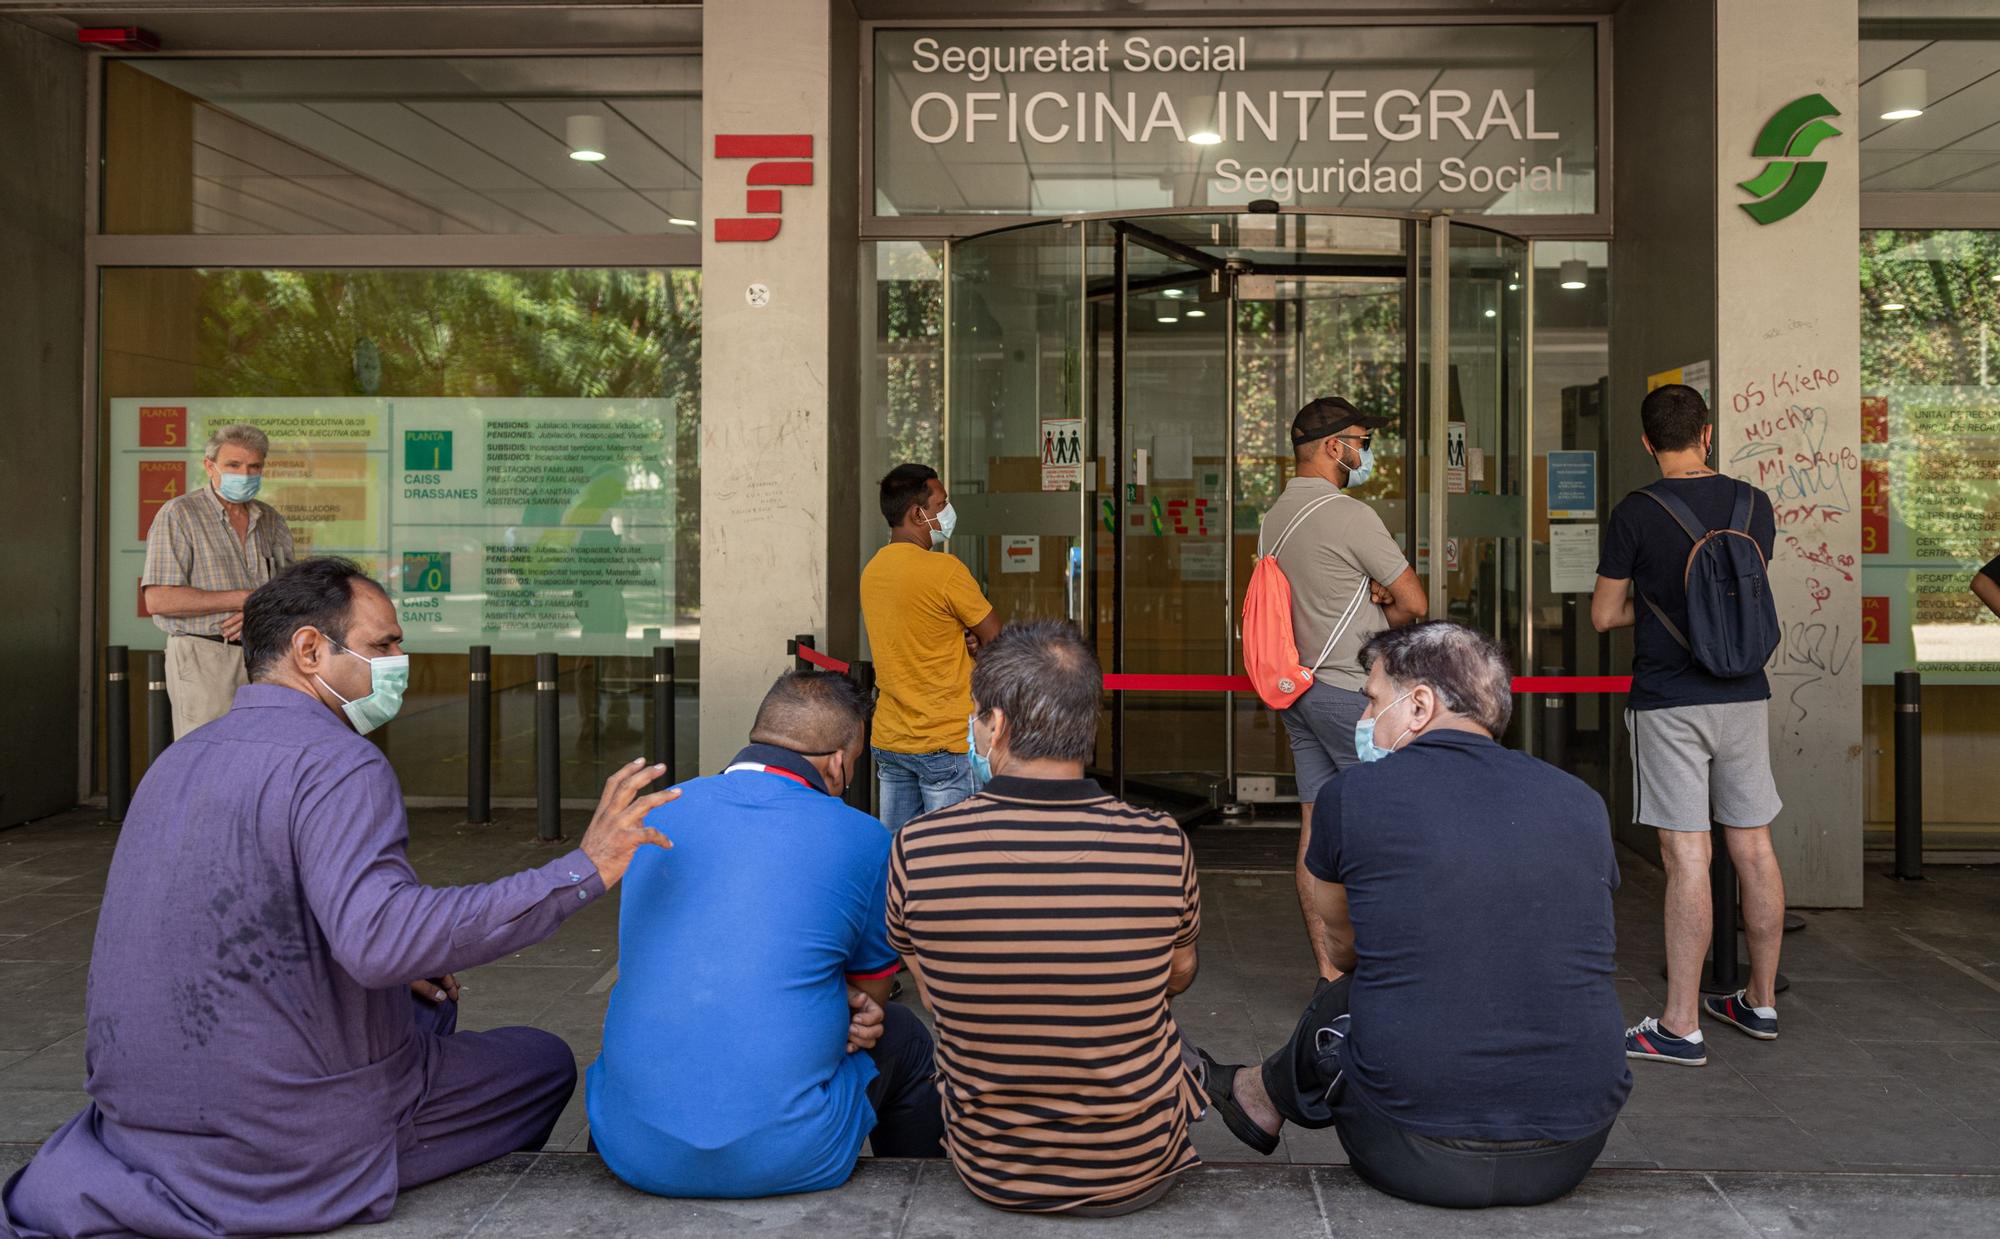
[888,620,1203,1217]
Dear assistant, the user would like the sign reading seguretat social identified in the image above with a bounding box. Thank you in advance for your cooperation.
[111,396,676,656]
[872,24,1599,217]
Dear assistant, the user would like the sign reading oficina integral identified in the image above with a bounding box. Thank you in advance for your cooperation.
[111,397,676,655]
[872,25,1599,216]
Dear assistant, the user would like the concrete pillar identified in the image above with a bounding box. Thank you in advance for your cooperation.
[1714,0,1862,906]
[1613,0,1862,906]
[698,0,860,771]
[0,20,85,824]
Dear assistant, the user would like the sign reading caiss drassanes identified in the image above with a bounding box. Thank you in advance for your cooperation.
[871,25,1599,217]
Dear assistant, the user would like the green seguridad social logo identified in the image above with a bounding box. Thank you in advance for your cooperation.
[1738,93,1841,224]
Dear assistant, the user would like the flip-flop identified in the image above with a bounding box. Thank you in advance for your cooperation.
[1194,1047,1280,1156]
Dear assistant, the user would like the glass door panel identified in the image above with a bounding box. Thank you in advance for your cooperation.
[947,222,1089,641]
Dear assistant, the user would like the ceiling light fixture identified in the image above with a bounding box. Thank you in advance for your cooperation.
[1879,68,1927,121]
[1483,308,1497,319]
[667,217,697,228]
[1189,131,1222,146]
[566,113,608,162]
[1185,308,1207,318]
[1559,258,1589,290]
[1164,288,1186,298]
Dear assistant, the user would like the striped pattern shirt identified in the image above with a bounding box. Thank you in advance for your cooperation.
[887,775,1202,1213]
[142,486,295,636]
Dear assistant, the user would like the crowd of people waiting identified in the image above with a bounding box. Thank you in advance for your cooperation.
[5,384,1842,1234]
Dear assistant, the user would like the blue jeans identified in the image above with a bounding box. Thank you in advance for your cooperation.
[874,747,979,832]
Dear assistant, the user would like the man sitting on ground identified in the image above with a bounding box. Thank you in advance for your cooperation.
[1200,621,1631,1209]
[890,620,1204,1217]
[588,670,943,1197]
[4,557,674,1238]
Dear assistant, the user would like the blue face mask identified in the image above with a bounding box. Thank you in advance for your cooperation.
[1339,440,1374,489]
[216,472,261,503]
[968,714,993,783]
[1353,689,1415,762]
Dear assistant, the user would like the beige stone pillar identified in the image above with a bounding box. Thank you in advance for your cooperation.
[1714,0,1863,905]
[698,0,860,771]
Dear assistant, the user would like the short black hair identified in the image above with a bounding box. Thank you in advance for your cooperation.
[242,557,382,681]
[879,463,939,528]
[971,620,1102,763]
[1641,384,1709,453]
[1360,620,1515,737]
[749,669,873,754]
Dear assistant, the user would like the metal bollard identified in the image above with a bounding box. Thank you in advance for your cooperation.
[1894,670,1923,881]
[1704,825,1744,994]
[650,646,676,788]
[106,646,131,824]
[467,646,492,825]
[1538,666,1569,771]
[147,652,172,767]
[792,633,815,671]
[535,652,561,842]
[847,659,876,815]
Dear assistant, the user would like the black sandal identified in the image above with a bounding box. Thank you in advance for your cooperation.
[1194,1047,1280,1156]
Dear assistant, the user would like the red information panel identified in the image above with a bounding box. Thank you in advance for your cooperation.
[137,405,188,449]
[137,460,185,539]
[1860,460,1889,555]
[1863,596,1890,645]
[1860,395,1887,445]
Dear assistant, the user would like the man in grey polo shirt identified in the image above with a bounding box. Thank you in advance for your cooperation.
[1258,397,1426,980]
[142,423,296,737]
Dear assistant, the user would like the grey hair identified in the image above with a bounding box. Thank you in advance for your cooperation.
[971,620,1101,764]
[205,423,270,462]
[1360,621,1514,737]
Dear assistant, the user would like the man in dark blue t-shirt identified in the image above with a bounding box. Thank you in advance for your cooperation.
[1591,383,1788,1069]
[1194,622,1630,1209]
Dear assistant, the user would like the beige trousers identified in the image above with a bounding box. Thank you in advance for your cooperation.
[166,635,248,738]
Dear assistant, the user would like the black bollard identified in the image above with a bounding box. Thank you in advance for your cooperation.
[847,659,876,815]
[535,652,561,842]
[1894,670,1923,881]
[106,646,131,824]
[147,652,172,767]
[1704,826,1744,994]
[467,646,492,825]
[651,646,676,788]
[792,633,815,672]
[1538,666,1570,772]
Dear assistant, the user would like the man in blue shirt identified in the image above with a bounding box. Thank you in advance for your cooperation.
[1197,621,1630,1209]
[588,671,944,1196]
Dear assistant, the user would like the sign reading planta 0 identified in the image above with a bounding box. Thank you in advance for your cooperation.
[1738,93,1841,225]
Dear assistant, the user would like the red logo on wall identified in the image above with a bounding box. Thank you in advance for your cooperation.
[713,135,813,242]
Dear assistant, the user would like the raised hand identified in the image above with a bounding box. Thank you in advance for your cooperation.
[579,759,676,890]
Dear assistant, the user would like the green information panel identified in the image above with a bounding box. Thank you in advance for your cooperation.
[110,396,676,655]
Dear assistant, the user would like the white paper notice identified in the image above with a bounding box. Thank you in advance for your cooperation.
[1549,523,1599,593]
[1154,431,1194,480]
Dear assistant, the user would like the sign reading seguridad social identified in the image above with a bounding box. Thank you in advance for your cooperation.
[871,25,1600,217]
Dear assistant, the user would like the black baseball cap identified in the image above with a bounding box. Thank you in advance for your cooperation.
[1291,396,1390,448]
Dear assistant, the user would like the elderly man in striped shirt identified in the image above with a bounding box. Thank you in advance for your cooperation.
[888,619,1205,1217]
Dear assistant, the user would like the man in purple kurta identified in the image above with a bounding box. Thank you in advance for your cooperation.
[3,558,675,1238]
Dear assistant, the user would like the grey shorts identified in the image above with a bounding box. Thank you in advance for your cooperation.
[1281,681,1369,804]
[1628,701,1784,832]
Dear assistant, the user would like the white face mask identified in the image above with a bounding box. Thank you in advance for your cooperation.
[926,500,958,548]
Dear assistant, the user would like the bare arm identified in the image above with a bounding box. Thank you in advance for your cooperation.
[143,584,251,618]
[1974,572,2000,621]
[1295,819,1341,979]
[1591,576,1635,632]
[1379,566,1427,628]
[1304,872,1357,977]
[1166,942,1198,996]
[968,609,1003,651]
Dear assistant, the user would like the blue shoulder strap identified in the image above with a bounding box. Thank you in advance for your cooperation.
[1728,479,1755,533]
[1639,482,1709,545]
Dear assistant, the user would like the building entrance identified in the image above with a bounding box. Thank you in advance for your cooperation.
[945,208,1536,816]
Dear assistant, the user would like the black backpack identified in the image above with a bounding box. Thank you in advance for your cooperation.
[1637,481,1780,679]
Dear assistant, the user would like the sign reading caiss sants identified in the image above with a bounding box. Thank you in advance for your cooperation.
[872,26,1599,216]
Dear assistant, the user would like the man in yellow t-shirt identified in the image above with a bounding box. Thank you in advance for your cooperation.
[861,464,1002,831]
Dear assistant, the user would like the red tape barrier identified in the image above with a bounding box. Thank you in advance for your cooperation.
[795,640,1628,696]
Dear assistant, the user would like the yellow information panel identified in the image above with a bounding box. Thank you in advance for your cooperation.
[110,397,676,655]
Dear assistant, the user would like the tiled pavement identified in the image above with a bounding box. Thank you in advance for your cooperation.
[4,806,1999,1236]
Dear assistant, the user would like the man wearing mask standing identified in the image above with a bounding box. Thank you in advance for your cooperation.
[860,463,1002,831]
[142,423,296,736]
[1257,397,1427,980]
[5,557,676,1238]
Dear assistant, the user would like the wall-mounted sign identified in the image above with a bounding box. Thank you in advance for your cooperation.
[1000,534,1042,573]
[1546,450,1597,519]
[714,134,814,242]
[872,24,1599,217]
[112,397,676,655]
[1040,417,1085,489]
[1738,94,1841,225]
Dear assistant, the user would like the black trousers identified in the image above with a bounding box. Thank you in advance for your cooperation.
[865,1002,946,1158]
[1260,977,1610,1209]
